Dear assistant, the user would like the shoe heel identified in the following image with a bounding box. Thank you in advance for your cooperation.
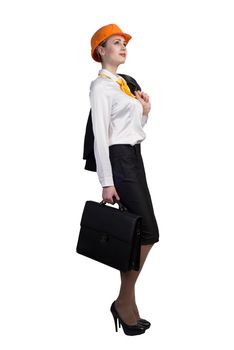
[111,313,118,332]
[118,318,121,329]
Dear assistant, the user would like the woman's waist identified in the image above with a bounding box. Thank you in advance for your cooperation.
[109,142,141,158]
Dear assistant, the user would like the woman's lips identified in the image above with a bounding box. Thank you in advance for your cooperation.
[119,53,126,57]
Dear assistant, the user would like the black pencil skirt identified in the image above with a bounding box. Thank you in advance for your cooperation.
[109,143,159,245]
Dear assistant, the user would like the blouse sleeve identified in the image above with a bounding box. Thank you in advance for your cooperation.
[89,82,114,187]
[141,114,148,127]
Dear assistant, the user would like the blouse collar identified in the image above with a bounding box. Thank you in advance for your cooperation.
[98,68,122,82]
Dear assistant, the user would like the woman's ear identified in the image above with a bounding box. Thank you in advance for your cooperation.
[97,45,105,57]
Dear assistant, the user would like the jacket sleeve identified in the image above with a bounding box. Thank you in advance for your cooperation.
[89,82,114,187]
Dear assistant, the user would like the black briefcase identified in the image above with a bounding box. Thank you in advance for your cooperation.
[76,199,142,272]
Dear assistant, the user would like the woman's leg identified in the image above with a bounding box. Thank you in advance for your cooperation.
[115,244,154,325]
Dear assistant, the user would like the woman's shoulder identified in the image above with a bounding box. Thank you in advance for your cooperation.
[89,76,114,93]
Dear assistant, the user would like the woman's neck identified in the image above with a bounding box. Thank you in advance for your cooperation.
[101,64,118,76]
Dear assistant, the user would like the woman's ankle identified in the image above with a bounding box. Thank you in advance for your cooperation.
[114,298,138,325]
[132,301,140,319]
[115,298,130,306]
[115,299,140,318]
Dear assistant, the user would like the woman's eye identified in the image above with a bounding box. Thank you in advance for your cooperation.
[115,41,126,46]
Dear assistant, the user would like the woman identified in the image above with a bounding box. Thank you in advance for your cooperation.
[89,24,160,336]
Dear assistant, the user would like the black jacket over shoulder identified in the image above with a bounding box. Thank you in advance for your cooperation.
[83,74,142,172]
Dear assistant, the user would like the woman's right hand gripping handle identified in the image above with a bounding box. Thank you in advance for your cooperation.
[102,186,120,204]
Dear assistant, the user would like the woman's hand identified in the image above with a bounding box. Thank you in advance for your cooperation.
[134,90,151,116]
[102,186,120,204]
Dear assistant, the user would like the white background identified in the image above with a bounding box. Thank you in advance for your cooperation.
[0,0,234,349]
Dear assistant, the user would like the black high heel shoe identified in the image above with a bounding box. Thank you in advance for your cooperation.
[110,302,145,336]
[138,318,151,329]
[117,316,151,330]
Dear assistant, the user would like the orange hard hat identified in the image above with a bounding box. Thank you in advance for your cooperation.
[91,23,132,62]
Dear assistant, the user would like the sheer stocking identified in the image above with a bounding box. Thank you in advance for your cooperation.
[115,244,154,325]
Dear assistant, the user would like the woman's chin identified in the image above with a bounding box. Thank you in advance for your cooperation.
[111,57,126,66]
[117,56,126,64]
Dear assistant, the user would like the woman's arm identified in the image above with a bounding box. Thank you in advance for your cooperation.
[89,82,120,203]
[89,82,114,187]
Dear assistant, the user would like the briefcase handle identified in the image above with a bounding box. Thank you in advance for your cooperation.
[99,198,128,212]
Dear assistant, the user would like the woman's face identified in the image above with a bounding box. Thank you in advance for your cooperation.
[99,34,127,65]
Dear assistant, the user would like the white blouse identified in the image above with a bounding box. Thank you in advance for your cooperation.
[89,68,148,188]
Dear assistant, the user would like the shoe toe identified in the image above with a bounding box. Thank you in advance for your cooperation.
[138,318,151,329]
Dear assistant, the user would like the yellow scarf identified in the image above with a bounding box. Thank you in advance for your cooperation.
[98,73,136,99]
